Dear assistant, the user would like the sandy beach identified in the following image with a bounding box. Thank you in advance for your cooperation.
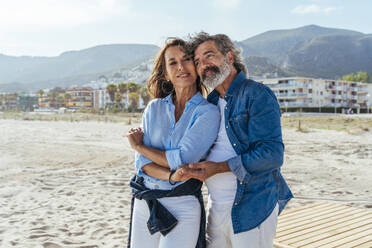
[1,115,371,247]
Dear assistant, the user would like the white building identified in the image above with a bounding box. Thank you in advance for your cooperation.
[260,77,372,112]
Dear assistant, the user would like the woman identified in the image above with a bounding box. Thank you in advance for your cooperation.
[126,38,220,248]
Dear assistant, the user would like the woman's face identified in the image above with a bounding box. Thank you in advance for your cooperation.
[164,46,197,90]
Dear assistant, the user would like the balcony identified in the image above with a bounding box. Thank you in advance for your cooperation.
[280,102,309,107]
[269,82,311,89]
[276,93,308,98]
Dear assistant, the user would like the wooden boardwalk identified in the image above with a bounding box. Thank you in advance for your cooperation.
[274,202,372,248]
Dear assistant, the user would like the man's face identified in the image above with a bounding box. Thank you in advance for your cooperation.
[194,40,231,89]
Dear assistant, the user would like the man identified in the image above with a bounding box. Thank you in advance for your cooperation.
[182,32,293,247]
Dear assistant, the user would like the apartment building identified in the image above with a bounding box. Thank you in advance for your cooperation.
[260,77,372,111]
[66,87,94,109]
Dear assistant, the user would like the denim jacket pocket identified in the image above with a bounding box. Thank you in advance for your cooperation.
[229,111,249,142]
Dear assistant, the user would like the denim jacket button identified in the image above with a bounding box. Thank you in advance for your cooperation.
[233,143,236,146]
[226,125,228,129]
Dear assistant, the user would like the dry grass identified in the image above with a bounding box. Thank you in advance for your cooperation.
[0,111,142,124]
[2,112,372,133]
[282,115,372,133]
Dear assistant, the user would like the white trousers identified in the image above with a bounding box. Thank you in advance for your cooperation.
[206,203,279,248]
[130,195,201,248]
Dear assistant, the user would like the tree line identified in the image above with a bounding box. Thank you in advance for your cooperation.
[106,82,151,112]
[339,71,371,83]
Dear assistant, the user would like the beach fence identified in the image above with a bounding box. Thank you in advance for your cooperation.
[274,202,372,248]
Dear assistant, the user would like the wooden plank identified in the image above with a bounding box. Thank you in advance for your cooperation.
[279,202,326,215]
[275,209,371,241]
[277,206,364,232]
[354,241,372,248]
[336,234,372,248]
[276,208,368,238]
[282,217,372,245]
[277,206,359,232]
[278,204,349,225]
[273,242,295,248]
[318,227,372,248]
[292,223,372,247]
[278,202,333,220]
[278,202,339,222]
[274,202,372,248]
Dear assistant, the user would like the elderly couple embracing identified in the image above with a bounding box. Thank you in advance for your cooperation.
[125,32,293,248]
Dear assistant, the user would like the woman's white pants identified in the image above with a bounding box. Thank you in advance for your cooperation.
[130,195,201,248]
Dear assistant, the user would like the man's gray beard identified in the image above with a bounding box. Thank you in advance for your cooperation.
[202,59,231,89]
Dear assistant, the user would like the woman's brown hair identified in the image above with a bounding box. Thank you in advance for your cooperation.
[147,38,208,99]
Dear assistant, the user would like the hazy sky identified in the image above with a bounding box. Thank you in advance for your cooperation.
[1,0,371,56]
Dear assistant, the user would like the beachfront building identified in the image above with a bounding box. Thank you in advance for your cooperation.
[260,77,372,113]
[0,93,17,110]
[66,87,94,109]
[17,93,38,111]
[93,88,113,110]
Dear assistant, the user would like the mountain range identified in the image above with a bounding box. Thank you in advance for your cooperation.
[1,25,371,92]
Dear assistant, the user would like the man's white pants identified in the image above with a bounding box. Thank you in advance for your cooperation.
[206,203,279,248]
[130,195,201,248]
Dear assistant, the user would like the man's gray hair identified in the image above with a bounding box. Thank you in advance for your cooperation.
[188,32,247,75]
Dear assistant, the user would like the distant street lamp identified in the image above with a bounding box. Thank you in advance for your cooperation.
[318,101,321,113]
[334,102,337,114]
[284,101,288,113]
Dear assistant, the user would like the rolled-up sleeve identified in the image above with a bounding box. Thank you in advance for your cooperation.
[227,87,284,182]
[165,105,220,171]
[135,103,153,172]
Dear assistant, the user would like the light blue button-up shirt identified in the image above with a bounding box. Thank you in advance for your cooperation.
[135,92,220,190]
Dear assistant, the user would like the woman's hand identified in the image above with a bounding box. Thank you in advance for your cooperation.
[126,127,144,151]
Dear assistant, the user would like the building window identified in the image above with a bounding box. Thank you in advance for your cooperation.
[309,89,312,93]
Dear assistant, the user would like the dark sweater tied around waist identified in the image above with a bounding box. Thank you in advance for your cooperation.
[127,175,206,248]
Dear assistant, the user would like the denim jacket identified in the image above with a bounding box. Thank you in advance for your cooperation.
[207,71,293,234]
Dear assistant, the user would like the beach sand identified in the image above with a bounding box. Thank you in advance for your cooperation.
[1,117,371,247]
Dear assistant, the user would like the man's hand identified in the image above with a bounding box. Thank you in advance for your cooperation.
[182,161,230,181]
[171,164,204,181]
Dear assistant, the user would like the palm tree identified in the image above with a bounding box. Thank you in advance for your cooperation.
[106,84,118,108]
[127,82,140,93]
[115,91,123,110]
[118,82,128,109]
[140,86,151,106]
[128,92,139,112]
[118,82,128,95]
[57,95,65,108]
[48,90,58,108]
[64,93,71,107]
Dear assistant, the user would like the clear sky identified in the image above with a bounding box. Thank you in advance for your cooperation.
[1,0,371,57]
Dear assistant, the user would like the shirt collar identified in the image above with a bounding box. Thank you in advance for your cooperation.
[162,92,203,107]
[225,71,246,97]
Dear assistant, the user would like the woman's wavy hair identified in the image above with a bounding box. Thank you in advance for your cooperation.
[188,32,247,75]
[147,38,208,99]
